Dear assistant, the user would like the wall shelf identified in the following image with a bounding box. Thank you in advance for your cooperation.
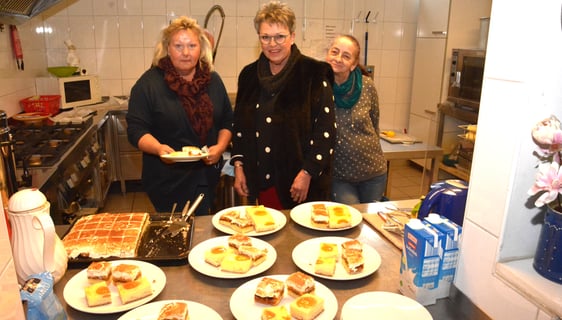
[495,259,562,317]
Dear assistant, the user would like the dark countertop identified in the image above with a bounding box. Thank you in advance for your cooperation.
[53,202,489,320]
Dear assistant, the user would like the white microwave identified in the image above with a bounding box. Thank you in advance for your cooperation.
[35,75,102,110]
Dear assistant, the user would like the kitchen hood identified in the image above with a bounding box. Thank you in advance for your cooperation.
[0,0,63,25]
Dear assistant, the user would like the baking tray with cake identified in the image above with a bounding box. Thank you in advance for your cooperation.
[61,212,195,266]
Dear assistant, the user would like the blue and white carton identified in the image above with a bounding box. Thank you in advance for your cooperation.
[399,218,445,305]
[424,213,463,299]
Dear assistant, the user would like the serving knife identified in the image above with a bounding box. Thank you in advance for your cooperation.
[180,200,190,221]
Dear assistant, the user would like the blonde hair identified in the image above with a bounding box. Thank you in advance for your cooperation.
[152,16,213,71]
[254,1,296,34]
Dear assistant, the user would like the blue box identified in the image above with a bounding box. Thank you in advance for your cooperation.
[425,213,462,281]
[399,218,445,305]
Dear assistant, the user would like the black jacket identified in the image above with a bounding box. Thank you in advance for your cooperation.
[232,47,335,208]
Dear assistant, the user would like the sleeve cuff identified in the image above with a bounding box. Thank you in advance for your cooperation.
[229,154,244,166]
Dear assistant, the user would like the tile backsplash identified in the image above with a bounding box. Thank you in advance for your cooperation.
[0,0,419,129]
[0,199,25,319]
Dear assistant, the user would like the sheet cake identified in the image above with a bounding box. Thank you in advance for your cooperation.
[63,212,150,259]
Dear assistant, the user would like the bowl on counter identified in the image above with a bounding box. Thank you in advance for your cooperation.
[12,112,51,126]
[47,66,79,77]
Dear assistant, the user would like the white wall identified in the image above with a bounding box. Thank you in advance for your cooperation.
[0,0,420,131]
[0,198,26,318]
[455,0,562,318]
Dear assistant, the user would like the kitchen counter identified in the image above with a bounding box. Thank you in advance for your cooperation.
[380,140,443,198]
[15,97,127,190]
[52,201,488,320]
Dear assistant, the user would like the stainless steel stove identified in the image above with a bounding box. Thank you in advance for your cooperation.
[11,117,110,224]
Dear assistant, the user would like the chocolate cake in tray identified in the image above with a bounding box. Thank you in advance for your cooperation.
[62,212,194,263]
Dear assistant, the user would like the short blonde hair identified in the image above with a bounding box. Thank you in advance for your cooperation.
[254,1,296,34]
[152,16,213,71]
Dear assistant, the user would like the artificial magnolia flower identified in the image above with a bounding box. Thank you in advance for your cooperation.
[529,115,562,208]
[528,160,562,207]
[531,115,562,154]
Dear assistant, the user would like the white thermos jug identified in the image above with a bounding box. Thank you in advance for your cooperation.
[8,188,67,284]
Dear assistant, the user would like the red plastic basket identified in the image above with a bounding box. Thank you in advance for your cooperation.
[20,95,61,115]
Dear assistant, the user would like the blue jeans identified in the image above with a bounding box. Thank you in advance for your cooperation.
[331,173,387,204]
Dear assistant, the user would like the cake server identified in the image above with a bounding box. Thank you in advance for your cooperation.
[171,193,205,238]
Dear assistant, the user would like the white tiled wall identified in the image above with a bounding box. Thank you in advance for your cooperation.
[0,0,419,130]
[455,0,562,318]
[0,197,25,319]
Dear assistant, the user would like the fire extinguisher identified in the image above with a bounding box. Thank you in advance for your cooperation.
[9,25,24,70]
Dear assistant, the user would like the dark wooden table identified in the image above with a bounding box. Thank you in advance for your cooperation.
[53,202,479,319]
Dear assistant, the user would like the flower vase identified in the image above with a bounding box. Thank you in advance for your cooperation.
[533,204,562,284]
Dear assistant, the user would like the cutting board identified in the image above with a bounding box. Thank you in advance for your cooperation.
[379,131,421,144]
[362,213,410,250]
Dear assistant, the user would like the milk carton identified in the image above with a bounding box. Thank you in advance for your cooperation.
[399,218,445,305]
[425,213,463,299]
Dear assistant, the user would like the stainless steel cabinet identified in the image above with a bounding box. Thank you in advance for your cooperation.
[108,111,142,193]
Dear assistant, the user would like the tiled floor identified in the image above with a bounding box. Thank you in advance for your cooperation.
[100,160,430,213]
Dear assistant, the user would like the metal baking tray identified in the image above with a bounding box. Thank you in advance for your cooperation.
[64,213,194,265]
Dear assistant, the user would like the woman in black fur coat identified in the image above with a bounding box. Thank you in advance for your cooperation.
[230,1,336,209]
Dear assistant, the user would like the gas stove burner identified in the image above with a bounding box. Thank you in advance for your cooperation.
[28,155,43,166]
[48,139,63,148]
[11,121,91,168]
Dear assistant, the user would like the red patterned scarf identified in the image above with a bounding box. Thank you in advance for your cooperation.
[158,56,213,144]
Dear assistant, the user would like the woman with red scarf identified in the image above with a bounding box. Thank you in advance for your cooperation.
[127,17,233,215]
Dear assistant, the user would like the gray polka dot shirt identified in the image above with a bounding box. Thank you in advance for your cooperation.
[333,76,387,182]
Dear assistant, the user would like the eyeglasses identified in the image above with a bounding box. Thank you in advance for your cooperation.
[259,34,289,45]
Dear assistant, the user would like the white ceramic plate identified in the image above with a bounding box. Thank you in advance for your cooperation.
[229,274,338,320]
[160,151,208,162]
[212,206,287,236]
[341,291,433,320]
[63,260,166,314]
[188,236,277,279]
[292,236,382,280]
[290,201,363,231]
[118,300,222,320]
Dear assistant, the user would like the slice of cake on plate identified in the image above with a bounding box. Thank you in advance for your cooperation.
[341,239,362,253]
[261,305,290,320]
[112,263,142,283]
[290,293,324,320]
[84,281,112,307]
[116,276,153,304]
[158,301,189,320]
[310,203,329,228]
[341,250,364,274]
[318,242,338,261]
[246,205,276,232]
[220,253,253,273]
[238,245,268,267]
[254,277,285,306]
[314,256,336,277]
[228,234,252,250]
[204,245,228,267]
[286,271,315,298]
[86,261,112,283]
[327,205,351,229]
[230,216,255,233]
[219,210,239,228]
